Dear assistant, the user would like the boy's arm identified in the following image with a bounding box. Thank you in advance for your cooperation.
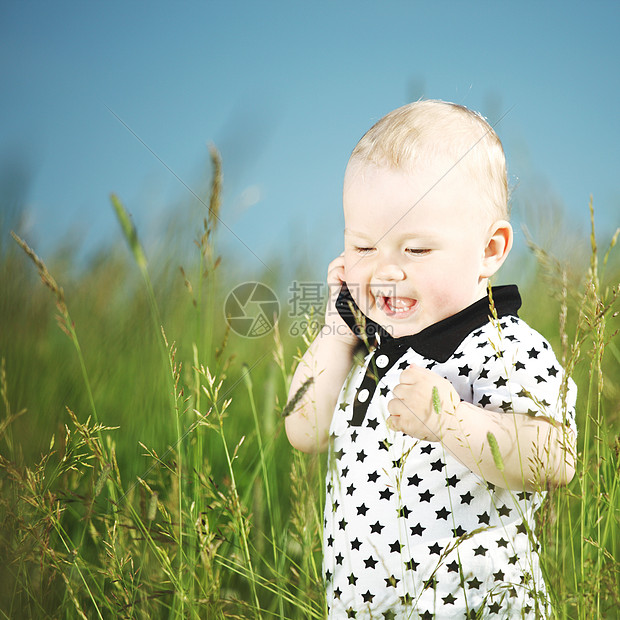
[388,365,576,491]
[285,256,359,453]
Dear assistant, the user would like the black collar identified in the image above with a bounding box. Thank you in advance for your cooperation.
[336,284,522,363]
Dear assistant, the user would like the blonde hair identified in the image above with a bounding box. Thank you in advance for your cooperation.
[348,100,509,221]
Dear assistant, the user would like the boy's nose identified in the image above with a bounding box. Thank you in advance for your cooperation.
[373,259,405,282]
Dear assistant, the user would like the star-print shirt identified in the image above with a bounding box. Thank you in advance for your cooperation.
[323,285,576,619]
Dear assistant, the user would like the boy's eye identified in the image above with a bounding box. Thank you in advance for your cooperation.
[355,247,375,255]
[406,248,431,256]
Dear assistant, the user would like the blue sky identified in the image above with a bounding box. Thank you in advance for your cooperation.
[2,1,619,279]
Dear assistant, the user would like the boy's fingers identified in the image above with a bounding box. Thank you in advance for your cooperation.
[387,396,411,417]
[386,415,401,431]
[398,364,424,383]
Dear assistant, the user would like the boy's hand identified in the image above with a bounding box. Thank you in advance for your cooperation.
[324,253,358,347]
[387,365,461,442]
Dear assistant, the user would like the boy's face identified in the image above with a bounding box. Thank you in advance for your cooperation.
[343,161,496,339]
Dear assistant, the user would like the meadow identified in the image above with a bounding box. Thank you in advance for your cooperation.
[0,151,618,619]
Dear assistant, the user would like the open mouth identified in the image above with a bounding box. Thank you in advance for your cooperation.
[378,296,417,317]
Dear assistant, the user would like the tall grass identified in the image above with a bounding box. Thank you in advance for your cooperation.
[0,150,618,618]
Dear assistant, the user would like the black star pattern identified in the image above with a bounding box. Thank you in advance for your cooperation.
[338,401,349,411]
[333,586,342,599]
[436,506,450,520]
[497,504,512,517]
[367,471,379,483]
[370,521,384,534]
[458,364,472,376]
[479,367,489,379]
[443,592,457,605]
[419,489,432,503]
[468,576,482,589]
[420,611,433,620]
[488,601,502,614]
[473,545,487,556]
[378,439,391,451]
[380,385,390,397]
[389,540,402,553]
[527,347,539,358]
[478,394,492,407]
[460,491,474,505]
[350,538,362,551]
[410,522,425,536]
[335,552,344,565]
[446,474,459,487]
[385,575,399,588]
[398,361,409,370]
[447,560,460,573]
[398,505,412,519]
[420,444,433,455]
[356,503,369,516]
[346,484,355,496]
[430,458,445,472]
[356,450,367,462]
[362,590,374,603]
[548,365,559,377]
[405,558,419,571]
[346,608,356,618]
[379,488,393,501]
[347,573,357,585]
[494,376,508,388]
[515,360,526,371]
[364,555,378,569]
[477,511,490,525]
[339,518,348,530]
[366,417,379,430]
[453,525,466,537]
[428,542,442,555]
[342,466,350,478]
[493,569,505,581]
[408,473,422,486]
[496,537,508,548]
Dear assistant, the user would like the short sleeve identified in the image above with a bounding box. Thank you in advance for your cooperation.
[470,316,577,436]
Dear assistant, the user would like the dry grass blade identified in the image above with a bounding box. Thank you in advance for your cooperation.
[11,231,67,312]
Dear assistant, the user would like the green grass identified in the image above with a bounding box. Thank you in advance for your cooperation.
[0,154,618,619]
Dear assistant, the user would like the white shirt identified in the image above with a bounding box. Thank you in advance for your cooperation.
[324,286,576,619]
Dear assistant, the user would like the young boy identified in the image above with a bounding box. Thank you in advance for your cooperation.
[285,100,577,619]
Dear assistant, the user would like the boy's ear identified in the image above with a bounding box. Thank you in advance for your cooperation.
[481,220,513,278]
